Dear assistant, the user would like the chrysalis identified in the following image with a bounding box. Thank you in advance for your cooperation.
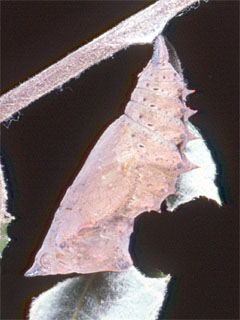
[25,36,197,276]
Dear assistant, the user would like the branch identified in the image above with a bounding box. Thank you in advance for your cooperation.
[0,0,198,123]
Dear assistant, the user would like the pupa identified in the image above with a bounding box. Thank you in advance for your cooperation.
[25,35,197,276]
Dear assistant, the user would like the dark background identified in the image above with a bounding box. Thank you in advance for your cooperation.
[1,1,239,319]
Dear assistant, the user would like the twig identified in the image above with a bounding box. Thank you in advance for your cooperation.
[0,0,198,123]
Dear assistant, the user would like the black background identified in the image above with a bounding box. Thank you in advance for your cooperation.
[1,1,239,319]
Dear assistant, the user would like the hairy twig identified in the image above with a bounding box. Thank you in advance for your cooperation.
[0,0,198,123]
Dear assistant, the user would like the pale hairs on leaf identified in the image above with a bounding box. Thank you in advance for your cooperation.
[28,267,170,320]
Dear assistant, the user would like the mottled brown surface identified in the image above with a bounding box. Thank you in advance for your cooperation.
[25,36,197,276]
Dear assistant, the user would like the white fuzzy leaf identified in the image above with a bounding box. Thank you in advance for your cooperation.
[167,122,222,211]
[28,267,169,320]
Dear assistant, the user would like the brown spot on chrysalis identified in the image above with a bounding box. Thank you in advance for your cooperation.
[177,162,184,169]
[59,241,69,249]
[180,133,186,140]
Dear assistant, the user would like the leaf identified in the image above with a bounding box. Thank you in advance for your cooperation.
[0,159,15,257]
[28,267,170,320]
[166,122,222,211]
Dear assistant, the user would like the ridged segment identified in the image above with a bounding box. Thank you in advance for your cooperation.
[124,35,198,214]
[25,35,199,277]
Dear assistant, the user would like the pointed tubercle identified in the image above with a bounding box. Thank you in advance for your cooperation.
[153,35,169,65]
[24,263,45,277]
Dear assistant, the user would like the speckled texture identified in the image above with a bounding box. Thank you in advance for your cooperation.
[25,36,198,276]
